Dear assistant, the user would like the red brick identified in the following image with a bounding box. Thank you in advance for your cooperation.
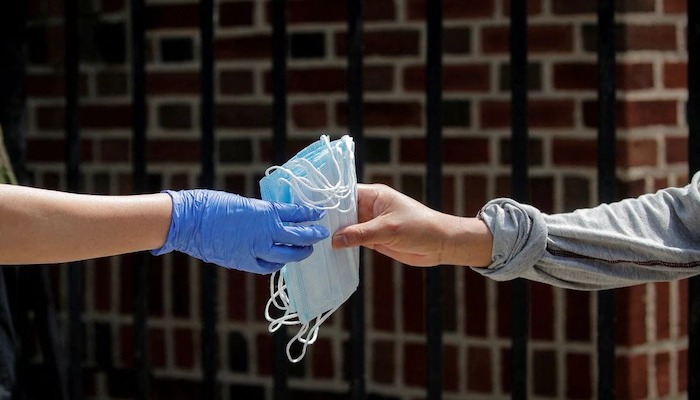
[292,102,328,129]
[617,138,658,167]
[146,140,200,163]
[101,0,125,13]
[480,100,510,128]
[656,352,671,396]
[403,64,490,92]
[463,175,487,216]
[467,346,492,392]
[482,25,573,54]
[119,325,134,368]
[36,104,134,130]
[530,25,574,53]
[279,0,395,22]
[666,136,688,164]
[174,328,196,368]
[552,139,597,167]
[148,258,164,317]
[616,285,647,346]
[565,290,591,341]
[442,175,457,216]
[146,4,199,29]
[442,344,459,392]
[619,63,655,90]
[399,138,489,165]
[533,350,557,396]
[616,354,648,399]
[216,35,271,60]
[336,30,420,57]
[311,338,334,378]
[99,139,130,162]
[171,253,191,317]
[584,100,678,128]
[566,353,592,399]
[269,68,346,93]
[93,258,112,312]
[663,61,687,88]
[679,279,688,336]
[216,103,272,129]
[150,328,166,368]
[219,1,253,27]
[364,66,394,92]
[496,281,512,338]
[678,348,688,391]
[403,342,426,387]
[372,340,395,383]
[623,24,678,51]
[530,100,575,127]
[26,73,88,97]
[220,70,254,95]
[253,275,270,324]
[407,0,495,20]
[500,348,511,393]
[336,101,421,127]
[226,270,247,321]
[530,283,554,340]
[664,0,686,13]
[553,63,597,90]
[554,0,655,14]
[502,0,543,15]
[27,138,93,163]
[402,268,425,333]
[147,71,200,95]
[372,251,395,331]
[256,333,273,376]
[464,271,487,337]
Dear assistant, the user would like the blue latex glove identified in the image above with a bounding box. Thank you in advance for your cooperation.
[151,189,329,274]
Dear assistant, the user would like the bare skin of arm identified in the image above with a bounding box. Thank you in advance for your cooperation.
[0,184,172,265]
[332,183,493,267]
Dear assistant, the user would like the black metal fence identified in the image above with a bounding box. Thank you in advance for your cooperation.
[3,0,698,398]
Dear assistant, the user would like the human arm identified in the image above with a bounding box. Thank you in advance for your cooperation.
[0,185,329,273]
[331,183,493,267]
[0,184,172,264]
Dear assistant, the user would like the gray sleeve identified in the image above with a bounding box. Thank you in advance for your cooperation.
[471,172,700,290]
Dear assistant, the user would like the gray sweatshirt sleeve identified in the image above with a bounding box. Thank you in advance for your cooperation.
[472,172,700,290]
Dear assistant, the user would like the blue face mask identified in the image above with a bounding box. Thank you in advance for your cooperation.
[259,135,359,363]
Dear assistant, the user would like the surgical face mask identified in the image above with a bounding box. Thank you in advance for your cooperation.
[259,134,359,363]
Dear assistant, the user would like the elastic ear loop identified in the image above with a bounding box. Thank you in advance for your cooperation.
[265,271,301,331]
[265,142,354,211]
[285,304,340,363]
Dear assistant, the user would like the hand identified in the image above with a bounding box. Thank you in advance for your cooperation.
[332,184,493,267]
[152,190,329,274]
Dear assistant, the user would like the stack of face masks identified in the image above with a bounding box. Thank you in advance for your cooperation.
[259,135,359,363]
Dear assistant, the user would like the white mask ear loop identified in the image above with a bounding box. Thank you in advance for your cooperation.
[285,304,340,363]
[265,271,301,332]
[265,139,353,211]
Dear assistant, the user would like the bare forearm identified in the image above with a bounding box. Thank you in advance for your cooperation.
[0,184,172,264]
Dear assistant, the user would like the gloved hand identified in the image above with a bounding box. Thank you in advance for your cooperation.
[151,189,329,274]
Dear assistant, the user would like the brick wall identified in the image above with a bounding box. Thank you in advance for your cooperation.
[22,0,689,399]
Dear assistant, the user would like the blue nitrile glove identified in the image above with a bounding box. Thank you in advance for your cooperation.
[151,189,329,274]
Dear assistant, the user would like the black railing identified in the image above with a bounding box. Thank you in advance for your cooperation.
[17,0,695,399]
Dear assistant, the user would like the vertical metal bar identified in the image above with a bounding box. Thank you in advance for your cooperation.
[688,0,700,397]
[509,1,529,399]
[271,1,289,399]
[129,0,149,397]
[596,1,617,399]
[425,1,443,399]
[347,0,366,398]
[64,0,83,398]
[199,0,217,397]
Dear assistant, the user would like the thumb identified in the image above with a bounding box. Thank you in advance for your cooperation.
[332,217,387,249]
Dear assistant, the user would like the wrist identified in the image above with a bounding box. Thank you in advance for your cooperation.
[441,215,493,267]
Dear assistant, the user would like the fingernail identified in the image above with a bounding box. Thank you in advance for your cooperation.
[332,234,348,248]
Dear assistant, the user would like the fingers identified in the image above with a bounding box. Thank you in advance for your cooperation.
[274,202,326,223]
[332,217,387,249]
[274,224,329,246]
[265,244,315,264]
[255,259,285,274]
